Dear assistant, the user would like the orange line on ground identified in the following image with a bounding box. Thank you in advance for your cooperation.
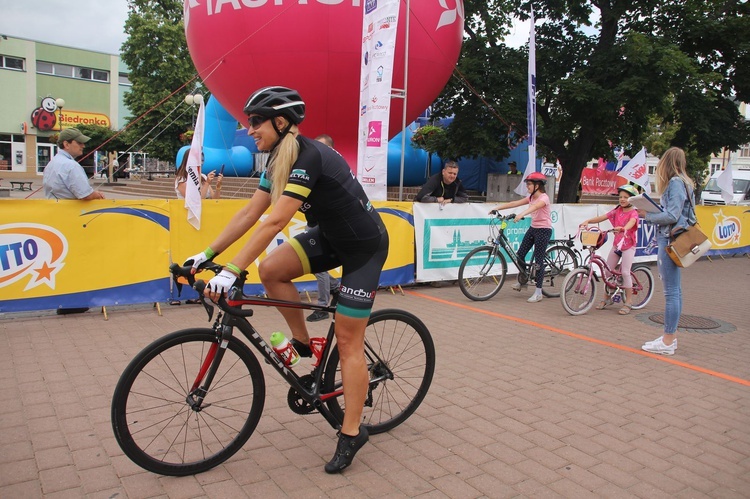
[405,290,750,387]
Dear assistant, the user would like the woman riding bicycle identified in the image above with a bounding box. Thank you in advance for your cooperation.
[184,86,389,473]
[580,184,640,315]
[490,171,551,303]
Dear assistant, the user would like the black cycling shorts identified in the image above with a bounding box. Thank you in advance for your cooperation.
[289,226,389,318]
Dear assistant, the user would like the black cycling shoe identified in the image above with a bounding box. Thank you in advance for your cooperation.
[324,425,369,474]
[291,338,312,358]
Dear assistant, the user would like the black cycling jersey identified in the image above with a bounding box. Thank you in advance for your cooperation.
[259,136,385,241]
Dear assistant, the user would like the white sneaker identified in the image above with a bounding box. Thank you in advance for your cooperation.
[512,282,527,292]
[641,337,676,356]
[527,293,543,303]
[644,336,678,350]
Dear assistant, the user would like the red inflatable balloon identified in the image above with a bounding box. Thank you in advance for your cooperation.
[185,0,464,168]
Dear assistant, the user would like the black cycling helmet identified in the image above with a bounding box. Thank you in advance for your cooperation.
[525,171,547,185]
[243,86,306,125]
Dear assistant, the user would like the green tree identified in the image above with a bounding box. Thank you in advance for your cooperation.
[120,0,199,162]
[434,0,750,202]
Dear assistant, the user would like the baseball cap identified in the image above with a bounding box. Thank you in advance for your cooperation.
[57,128,91,146]
[509,161,517,166]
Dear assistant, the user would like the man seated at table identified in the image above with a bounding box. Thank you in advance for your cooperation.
[415,160,469,206]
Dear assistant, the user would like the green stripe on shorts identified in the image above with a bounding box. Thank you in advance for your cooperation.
[336,303,371,319]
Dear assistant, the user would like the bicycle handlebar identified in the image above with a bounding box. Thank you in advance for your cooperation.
[169,262,255,318]
[489,211,517,220]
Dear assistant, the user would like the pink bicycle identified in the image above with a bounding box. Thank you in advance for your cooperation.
[560,227,655,316]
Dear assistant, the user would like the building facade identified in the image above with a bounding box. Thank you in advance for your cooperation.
[0,35,130,178]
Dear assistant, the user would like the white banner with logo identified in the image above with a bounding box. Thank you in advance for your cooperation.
[356,0,400,201]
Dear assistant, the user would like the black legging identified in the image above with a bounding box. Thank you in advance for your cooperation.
[516,227,552,288]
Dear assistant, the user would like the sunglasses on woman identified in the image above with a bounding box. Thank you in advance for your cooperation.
[248,115,269,129]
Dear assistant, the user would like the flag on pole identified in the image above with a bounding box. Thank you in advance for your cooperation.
[618,147,651,194]
[185,98,205,230]
[717,157,735,204]
[614,147,625,171]
[515,7,537,196]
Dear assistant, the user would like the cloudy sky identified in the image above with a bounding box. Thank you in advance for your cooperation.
[0,1,530,55]
[0,0,130,54]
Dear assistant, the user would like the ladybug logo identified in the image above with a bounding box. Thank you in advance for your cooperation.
[30,97,59,131]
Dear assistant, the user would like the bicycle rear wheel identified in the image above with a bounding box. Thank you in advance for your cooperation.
[630,265,654,310]
[111,329,266,476]
[541,245,577,298]
[458,245,507,301]
[561,267,598,315]
[323,309,435,435]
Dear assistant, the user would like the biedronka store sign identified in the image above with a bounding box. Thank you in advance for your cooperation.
[59,110,111,128]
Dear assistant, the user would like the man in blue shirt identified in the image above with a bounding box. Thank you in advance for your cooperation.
[43,128,105,200]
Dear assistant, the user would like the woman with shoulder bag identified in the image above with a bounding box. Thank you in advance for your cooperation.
[636,147,695,355]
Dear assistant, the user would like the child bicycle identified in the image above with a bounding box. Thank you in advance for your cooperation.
[560,227,655,315]
[457,213,578,301]
[111,262,435,476]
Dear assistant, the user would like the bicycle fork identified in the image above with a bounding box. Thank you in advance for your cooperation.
[186,323,234,411]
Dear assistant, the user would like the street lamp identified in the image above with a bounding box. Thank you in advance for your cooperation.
[55,97,65,131]
[184,93,203,129]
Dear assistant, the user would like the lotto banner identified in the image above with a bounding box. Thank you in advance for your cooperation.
[697,205,750,255]
[0,200,171,312]
[170,200,415,296]
[356,0,400,200]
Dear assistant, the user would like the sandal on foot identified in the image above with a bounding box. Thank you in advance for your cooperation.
[618,304,632,315]
[595,300,610,310]
[168,299,181,306]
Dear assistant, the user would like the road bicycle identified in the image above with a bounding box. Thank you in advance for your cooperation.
[560,227,655,315]
[457,213,578,301]
[111,262,435,476]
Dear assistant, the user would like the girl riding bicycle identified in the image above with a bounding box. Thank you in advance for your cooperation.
[580,184,640,315]
[184,86,389,473]
[490,171,551,303]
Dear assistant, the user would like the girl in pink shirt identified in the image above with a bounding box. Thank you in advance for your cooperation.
[491,172,552,303]
[580,185,640,314]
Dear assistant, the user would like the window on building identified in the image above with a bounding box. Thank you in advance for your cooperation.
[119,73,132,85]
[740,144,750,158]
[37,61,109,82]
[37,61,53,74]
[1,55,25,71]
[54,64,74,77]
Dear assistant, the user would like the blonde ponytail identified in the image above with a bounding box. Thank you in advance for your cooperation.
[268,123,300,203]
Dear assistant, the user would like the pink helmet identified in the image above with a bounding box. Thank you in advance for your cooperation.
[525,171,547,185]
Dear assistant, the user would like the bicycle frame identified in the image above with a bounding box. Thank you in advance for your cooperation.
[173,263,394,433]
[571,247,644,295]
[206,297,344,429]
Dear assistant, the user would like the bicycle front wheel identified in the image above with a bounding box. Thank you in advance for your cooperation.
[561,267,597,315]
[323,309,435,435]
[111,328,266,476]
[458,245,507,301]
[630,265,654,310]
[541,245,577,298]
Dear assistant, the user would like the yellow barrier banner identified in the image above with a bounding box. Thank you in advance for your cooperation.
[0,200,171,312]
[696,205,750,255]
[169,200,415,295]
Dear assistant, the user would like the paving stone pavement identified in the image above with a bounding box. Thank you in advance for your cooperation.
[1,256,748,498]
